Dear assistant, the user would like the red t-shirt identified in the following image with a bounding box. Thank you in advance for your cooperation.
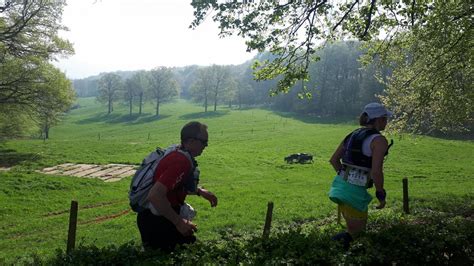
[153,150,193,207]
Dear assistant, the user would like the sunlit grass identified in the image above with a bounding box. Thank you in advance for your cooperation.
[0,98,473,260]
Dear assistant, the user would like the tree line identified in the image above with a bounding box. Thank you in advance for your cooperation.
[73,42,384,119]
[86,67,178,117]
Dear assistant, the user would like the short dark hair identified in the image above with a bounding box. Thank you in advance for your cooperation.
[181,121,208,143]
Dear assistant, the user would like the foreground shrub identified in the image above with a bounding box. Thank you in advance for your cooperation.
[39,210,473,265]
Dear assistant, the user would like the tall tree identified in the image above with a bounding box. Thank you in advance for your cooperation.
[224,77,238,108]
[37,64,75,139]
[131,71,149,115]
[124,78,136,116]
[366,2,473,134]
[0,0,74,137]
[191,67,212,112]
[191,0,473,134]
[209,65,230,111]
[97,73,123,114]
[148,67,178,116]
[0,0,73,61]
[0,60,75,139]
[192,65,230,112]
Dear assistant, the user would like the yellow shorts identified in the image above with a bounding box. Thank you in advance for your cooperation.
[338,203,368,221]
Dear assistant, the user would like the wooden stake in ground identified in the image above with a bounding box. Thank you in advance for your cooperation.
[403,177,409,214]
[67,200,78,253]
[262,201,274,239]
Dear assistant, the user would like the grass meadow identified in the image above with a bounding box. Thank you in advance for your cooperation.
[0,98,473,262]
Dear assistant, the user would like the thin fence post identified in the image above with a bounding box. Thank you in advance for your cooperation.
[98,133,101,140]
[67,200,78,253]
[262,201,274,239]
[403,177,409,214]
[147,133,150,140]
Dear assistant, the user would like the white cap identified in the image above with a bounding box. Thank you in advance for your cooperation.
[362,102,393,119]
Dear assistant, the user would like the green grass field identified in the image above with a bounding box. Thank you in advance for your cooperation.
[0,98,473,262]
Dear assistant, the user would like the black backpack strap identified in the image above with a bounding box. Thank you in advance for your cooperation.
[385,139,394,156]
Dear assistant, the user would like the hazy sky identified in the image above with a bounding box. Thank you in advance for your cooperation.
[54,0,256,79]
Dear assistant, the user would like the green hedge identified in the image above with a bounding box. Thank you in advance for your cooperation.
[13,209,470,265]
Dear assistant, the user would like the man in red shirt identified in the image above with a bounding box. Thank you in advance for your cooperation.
[137,121,218,251]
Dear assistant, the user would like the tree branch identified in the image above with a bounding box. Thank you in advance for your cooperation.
[332,0,359,32]
[360,0,377,38]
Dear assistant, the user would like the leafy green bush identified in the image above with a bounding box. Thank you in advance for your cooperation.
[34,209,472,265]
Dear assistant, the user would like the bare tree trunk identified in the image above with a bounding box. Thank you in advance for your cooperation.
[239,93,242,109]
[129,98,133,116]
[139,93,143,114]
[156,97,160,116]
[214,90,218,111]
[204,88,208,112]
[108,98,112,114]
[44,124,49,139]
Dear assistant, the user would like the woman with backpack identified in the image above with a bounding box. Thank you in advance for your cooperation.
[328,102,393,249]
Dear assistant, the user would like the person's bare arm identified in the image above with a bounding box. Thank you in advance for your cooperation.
[370,136,388,209]
[329,142,345,173]
[147,181,196,235]
[197,187,218,207]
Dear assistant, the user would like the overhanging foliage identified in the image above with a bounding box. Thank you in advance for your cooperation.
[190,0,473,134]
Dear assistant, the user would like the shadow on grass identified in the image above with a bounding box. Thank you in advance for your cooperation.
[76,113,171,125]
[272,109,474,140]
[427,130,474,141]
[132,114,171,124]
[275,164,297,170]
[180,110,230,120]
[270,110,356,125]
[0,148,41,167]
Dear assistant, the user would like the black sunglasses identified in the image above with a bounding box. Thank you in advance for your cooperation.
[193,137,208,146]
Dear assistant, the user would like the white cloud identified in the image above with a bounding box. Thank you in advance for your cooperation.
[54,0,256,79]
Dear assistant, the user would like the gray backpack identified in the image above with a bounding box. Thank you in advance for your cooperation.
[128,145,197,213]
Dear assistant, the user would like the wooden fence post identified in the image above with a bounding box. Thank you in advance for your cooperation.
[403,177,409,214]
[262,202,274,239]
[67,200,78,253]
